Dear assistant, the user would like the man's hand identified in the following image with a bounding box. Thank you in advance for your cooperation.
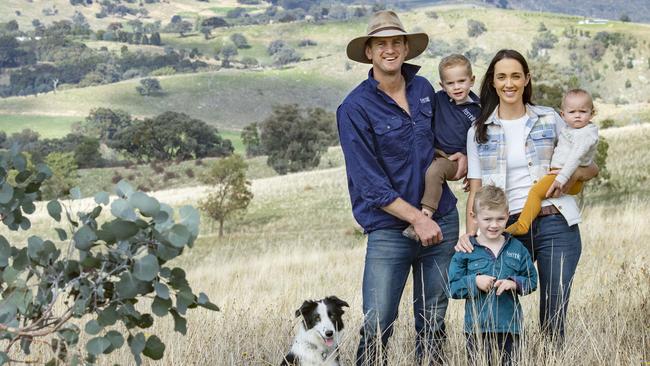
[455,233,475,253]
[544,179,564,198]
[494,279,517,295]
[476,275,496,292]
[448,152,468,180]
[413,214,443,246]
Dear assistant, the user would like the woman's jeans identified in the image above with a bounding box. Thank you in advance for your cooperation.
[508,213,582,343]
[356,208,458,366]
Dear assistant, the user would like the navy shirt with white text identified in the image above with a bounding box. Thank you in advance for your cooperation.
[336,64,457,233]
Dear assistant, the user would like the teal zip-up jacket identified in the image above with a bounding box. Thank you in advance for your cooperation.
[448,234,537,334]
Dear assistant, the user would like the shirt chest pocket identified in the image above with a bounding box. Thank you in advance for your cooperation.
[528,127,556,161]
[372,117,411,161]
[469,258,491,274]
[414,105,433,140]
[477,142,498,171]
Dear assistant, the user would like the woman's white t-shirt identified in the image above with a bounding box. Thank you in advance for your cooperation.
[467,115,553,214]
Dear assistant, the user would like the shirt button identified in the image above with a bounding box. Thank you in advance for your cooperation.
[533,180,538,184]
[528,162,533,166]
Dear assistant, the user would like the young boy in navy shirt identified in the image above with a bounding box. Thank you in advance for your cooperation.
[403,54,481,240]
[448,185,537,365]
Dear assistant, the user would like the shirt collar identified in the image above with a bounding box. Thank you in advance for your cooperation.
[468,233,513,248]
[448,90,481,106]
[367,63,422,90]
[484,103,551,125]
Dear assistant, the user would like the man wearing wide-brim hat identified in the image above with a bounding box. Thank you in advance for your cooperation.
[337,10,459,366]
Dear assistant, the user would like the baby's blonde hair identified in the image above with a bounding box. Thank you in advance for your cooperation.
[561,88,595,115]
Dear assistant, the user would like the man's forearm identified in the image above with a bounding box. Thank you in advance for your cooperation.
[381,197,426,224]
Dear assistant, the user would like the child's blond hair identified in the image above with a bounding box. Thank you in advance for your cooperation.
[438,54,473,80]
[473,185,508,214]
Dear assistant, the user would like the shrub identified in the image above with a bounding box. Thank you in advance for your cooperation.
[163,171,178,181]
[40,152,78,200]
[467,19,487,37]
[230,33,250,49]
[600,118,616,129]
[0,153,216,364]
[150,66,176,76]
[112,172,123,183]
[425,11,438,19]
[298,39,317,47]
[185,168,195,178]
[136,78,162,96]
[267,40,286,56]
[273,47,301,66]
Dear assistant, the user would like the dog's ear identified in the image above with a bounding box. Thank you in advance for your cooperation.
[295,300,318,318]
[325,296,349,309]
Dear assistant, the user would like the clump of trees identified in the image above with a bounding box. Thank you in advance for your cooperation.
[111,111,233,162]
[0,151,217,364]
[256,105,337,175]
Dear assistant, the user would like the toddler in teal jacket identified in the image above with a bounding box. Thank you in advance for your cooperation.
[449,185,537,365]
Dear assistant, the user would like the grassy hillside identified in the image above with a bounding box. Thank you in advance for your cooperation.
[3,4,650,132]
[0,69,351,130]
[1,122,647,365]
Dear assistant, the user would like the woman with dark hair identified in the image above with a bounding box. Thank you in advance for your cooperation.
[456,49,598,344]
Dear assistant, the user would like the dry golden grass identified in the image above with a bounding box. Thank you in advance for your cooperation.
[1,124,649,365]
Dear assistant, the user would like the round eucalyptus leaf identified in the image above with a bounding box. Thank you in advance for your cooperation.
[0,183,14,204]
[107,220,139,241]
[46,200,62,222]
[129,192,160,217]
[179,205,200,236]
[154,282,170,299]
[116,272,138,299]
[110,199,137,221]
[116,180,135,198]
[167,224,190,248]
[133,254,159,282]
[73,225,97,251]
[84,320,102,335]
[0,236,10,267]
[21,201,36,214]
[142,335,165,360]
[105,331,124,349]
[86,337,111,356]
[128,332,146,357]
[151,296,171,317]
[70,187,82,200]
[94,191,110,205]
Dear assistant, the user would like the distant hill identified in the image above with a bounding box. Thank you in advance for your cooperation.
[502,0,650,23]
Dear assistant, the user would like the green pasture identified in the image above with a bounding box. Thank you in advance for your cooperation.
[0,114,80,138]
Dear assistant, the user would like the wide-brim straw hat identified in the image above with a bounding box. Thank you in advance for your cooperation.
[346,10,429,64]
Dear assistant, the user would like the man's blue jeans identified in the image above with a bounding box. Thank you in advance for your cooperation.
[356,208,458,366]
[508,213,582,343]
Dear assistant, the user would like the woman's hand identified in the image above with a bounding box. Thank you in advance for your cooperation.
[455,233,475,253]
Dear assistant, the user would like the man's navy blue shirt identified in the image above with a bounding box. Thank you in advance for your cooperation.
[433,90,481,155]
[337,64,457,233]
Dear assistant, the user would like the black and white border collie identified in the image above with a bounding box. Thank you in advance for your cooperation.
[281,296,349,366]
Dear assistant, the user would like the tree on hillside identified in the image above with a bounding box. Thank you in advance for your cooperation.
[467,19,487,37]
[230,33,250,49]
[136,78,162,96]
[0,150,217,364]
[260,104,337,175]
[111,111,234,162]
[198,154,253,237]
[150,32,162,45]
[40,151,79,199]
[218,44,238,68]
[241,123,264,157]
[164,20,193,37]
[81,107,133,142]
